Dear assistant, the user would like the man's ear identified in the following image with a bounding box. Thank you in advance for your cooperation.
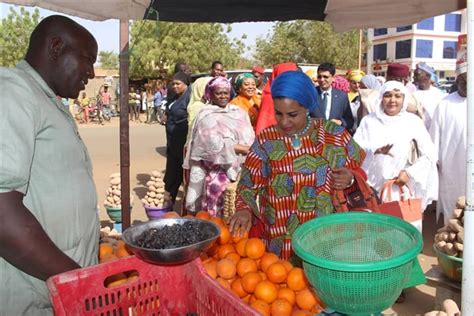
[49,37,64,61]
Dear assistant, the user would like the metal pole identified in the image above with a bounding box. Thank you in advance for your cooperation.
[119,19,131,229]
[358,29,363,70]
[462,1,474,314]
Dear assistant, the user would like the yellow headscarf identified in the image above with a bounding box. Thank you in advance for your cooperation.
[346,69,366,101]
[305,69,317,79]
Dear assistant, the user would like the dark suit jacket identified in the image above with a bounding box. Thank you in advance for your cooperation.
[312,87,354,131]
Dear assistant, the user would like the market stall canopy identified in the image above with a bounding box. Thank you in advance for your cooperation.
[3,0,466,31]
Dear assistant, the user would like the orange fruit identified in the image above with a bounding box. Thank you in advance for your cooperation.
[218,226,231,245]
[99,243,114,259]
[258,271,267,280]
[259,252,280,272]
[237,258,258,277]
[163,211,180,218]
[295,288,317,311]
[245,238,266,259]
[216,258,236,280]
[287,268,308,291]
[291,310,313,316]
[250,299,271,316]
[254,280,278,304]
[216,277,231,289]
[116,240,126,249]
[115,246,132,258]
[250,294,258,304]
[271,298,293,316]
[100,253,118,263]
[203,259,218,279]
[281,260,294,272]
[105,272,128,288]
[183,214,195,218]
[210,216,225,227]
[278,287,296,306]
[232,229,249,243]
[266,262,288,284]
[241,271,263,294]
[235,238,249,257]
[225,252,241,265]
[207,241,219,257]
[231,278,248,298]
[196,211,211,220]
[217,244,235,259]
[242,294,252,304]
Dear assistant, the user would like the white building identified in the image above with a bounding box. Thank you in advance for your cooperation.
[365,10,466,81]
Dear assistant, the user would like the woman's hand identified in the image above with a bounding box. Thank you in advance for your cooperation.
[374,144,393,156]
[234,144,250,155]
[332,167,354,190]
[229,210,252,237]
[395,170,410,186]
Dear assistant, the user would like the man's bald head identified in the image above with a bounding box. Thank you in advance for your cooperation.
[25,15,98,99]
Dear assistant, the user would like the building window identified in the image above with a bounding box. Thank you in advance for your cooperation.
[445,13,462,32]
[373,43,387,61]
[416,39,433,58]
[396,26,412,32]
[396,40,412,59]
[443,41,457,59]
[417,17,434,30]
[373,28,387,36]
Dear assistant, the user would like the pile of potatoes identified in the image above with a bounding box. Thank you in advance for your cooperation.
[434,196,465,258]
[103,173,134,208]
[100,226,121,240]
[141,170,172,208]
[424,299,460,316]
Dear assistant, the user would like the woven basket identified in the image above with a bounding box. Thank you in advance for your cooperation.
[223,180,239,220]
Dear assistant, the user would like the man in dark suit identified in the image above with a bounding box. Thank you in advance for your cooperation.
[312,63,354,131]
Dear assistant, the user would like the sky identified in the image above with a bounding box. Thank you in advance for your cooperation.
[1,3,274,57]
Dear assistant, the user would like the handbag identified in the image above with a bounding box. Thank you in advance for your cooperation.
[332,169,380,213]
[378,180,423,231]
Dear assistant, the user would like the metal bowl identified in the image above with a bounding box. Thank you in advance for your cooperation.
[122,218,220,265]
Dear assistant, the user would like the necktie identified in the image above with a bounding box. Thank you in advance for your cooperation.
[322,92,328,119]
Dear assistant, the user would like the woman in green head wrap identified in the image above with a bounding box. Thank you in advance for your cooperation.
[230,72,261,128]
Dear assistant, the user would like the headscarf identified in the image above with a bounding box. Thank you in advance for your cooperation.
[172,71,190,86]
[252,66,265,75]
[456,51,467,76]
[375,81,409,124]
[234,73,256,91]
[361,74,382,90]
[255,62,299,134]
[346,69,365,82]
[376,76,386,85]
[416,62,438,84]
[332,75,350,93]
[203,76,231,103]
[271,71,318,113]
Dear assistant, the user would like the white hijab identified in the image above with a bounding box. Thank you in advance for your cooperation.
[374,81,409,124]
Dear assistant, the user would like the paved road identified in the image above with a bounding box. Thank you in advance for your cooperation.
[78,117,460,315]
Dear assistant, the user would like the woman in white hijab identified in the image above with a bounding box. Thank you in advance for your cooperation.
[354,81,438,211]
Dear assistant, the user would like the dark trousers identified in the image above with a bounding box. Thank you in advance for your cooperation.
[164,132,187,202]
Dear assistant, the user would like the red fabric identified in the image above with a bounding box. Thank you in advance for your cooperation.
[252,66,265,75]
[254,62,298,135]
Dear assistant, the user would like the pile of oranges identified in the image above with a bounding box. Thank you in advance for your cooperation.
[99,236,135,288]
[191,211,323,316]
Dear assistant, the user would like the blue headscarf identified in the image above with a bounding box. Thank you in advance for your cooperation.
[270,71,318,113]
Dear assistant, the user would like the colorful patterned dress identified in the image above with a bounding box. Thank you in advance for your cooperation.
[235,119,365,260]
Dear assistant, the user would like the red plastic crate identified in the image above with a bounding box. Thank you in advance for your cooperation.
[47,256,259,316]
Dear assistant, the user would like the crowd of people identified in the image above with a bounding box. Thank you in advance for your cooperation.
[0,14,468,314]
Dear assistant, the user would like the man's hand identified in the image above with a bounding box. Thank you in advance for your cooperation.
[330,119,342,125]
[0,191,80,281]
[375,144,393,156]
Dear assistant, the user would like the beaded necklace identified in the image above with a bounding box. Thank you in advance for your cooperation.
[291,115,312,150]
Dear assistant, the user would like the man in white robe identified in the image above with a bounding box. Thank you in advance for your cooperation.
[429,59,467,224]
[413,62,446,130]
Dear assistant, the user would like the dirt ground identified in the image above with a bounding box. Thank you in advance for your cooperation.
[79,117,461,315]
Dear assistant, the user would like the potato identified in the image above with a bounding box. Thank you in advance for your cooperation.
[141,198,147,204]
[436,241,447,251]
[109,172,120,179]
[151,176,157,181]
[423,311,440,316]
[448,232,457,241]
[112,189,121,196]
[448,219,463,233]
[454,242,463,252]
[110,177,120,185]
[156,188,165,194]
[107,196,114,203]
[452,208,463,219]
[151,170,161,178]
[457,231,464,243]
[113,195,120,202]
[455,196,465,209]
[148,185,157,192]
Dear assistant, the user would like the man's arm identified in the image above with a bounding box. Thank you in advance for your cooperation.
[0,191,80,281]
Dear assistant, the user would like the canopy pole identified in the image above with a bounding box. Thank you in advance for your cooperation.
[358,29,363,70]
[119,19,131,229]
[462,0,474,314]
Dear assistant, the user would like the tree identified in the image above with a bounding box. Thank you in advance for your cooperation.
[254,21,359,70]
[98,50,119,69]
[129,21,246,79]
[0,7,41,67]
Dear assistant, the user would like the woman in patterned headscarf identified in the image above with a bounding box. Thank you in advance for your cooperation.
[230,73,261,128]
[229,71,365,262]
[183,76,255,216]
